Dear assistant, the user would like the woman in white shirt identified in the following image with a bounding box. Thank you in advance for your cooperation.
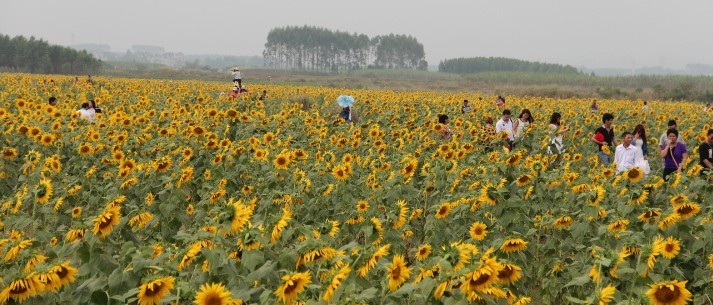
[547,112,569,155]
[513,109,534,139]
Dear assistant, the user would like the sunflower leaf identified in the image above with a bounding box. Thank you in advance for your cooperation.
[564,274,590,287]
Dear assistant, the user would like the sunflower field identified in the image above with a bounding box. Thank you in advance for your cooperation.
[0,72,712,305]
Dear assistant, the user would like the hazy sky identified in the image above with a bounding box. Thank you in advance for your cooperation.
[2,0,713,69]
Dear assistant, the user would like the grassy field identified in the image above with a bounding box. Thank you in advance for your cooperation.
[101,63,713,102]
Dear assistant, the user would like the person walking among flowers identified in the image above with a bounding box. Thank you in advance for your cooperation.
[591,113,618,164]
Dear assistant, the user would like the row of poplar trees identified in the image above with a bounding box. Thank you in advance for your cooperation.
[0,34,102,75]
[263,25,428,72]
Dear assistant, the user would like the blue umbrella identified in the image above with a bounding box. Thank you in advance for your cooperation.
[337,95,354,108]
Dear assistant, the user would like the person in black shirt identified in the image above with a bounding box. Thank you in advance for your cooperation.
[700,129,713,177]
[590,113,618,164]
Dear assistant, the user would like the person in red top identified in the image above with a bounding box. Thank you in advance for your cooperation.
[590,113,618,164]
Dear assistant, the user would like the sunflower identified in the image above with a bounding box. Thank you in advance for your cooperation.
[461,260,500,294]
[386,255,411,291]
[590,186,606,206]
[625,167,644,183]
[177,166,195,188]
[393,200,408,229]
[553,216,573,229]
[5,276,43,302]
[323,265,351,304]
[598,284,616,305]
[356,200,370,213]
[194,282,232,305]
[500,238,528,253]
[273,153,291,170]
[36,178,53,204]
[40,133,55,146]
[138,277,174,305]
[637,209,661,223]
[358,245,390,277]
[65,228,86,243]
[602,168,615,178]
[435,203,451,219]
[607,220,629,233]
[658,213,681,230]
[469,222,488,240]
[497,264,522,285]
[657,236,681,259]
[154,156,173,172]
[275,272,312,305]
[331,164,349,181]
[515,174,532,186]
[478,185,497,205]
[2,148,18,160]
[633,190,649,205]
[92,205,122,238]
[646,280,692,305]
[50,262,78,288]
[253,149,268,161]
[71,206,83,218]
[506,153,522,166]
[416,244,431,261]
[400,158,418,178]
[675,203,700,219]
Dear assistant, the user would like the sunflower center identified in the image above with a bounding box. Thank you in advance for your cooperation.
[678,206,692,214]
[498,266,513,278]
[283,281,298,295]
[665,244,675,252]
[438,207,448,215]
[654,286,680,302]
[145,282,162,296]
[99,216,113,229]
[10,283,28,294]
[391,266,402,280]
[471,272,491,286]
[204,293,225,305]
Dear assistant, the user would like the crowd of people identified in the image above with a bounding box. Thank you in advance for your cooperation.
[437,97,713,181]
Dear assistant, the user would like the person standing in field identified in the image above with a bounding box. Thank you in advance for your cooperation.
[495,109,514,149]
[614,132,644,173]
[435,114,453,140]
[641,101,650,113]
[259,90,267,101]
[590,100,599,113]
[495,95,505,107]
[632,124,649,158]
[699,129,713,178]
[591,113,617,164]
[232,68,242,87]
[660,128,688,181]
[48,96,57,106]
[547,112,568,156]
[658,120,684,149]
[513,109,534,140]
[461,100,471,114]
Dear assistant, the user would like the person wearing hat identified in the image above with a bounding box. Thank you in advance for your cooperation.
[231,68,242,88]
[230,85,239,98]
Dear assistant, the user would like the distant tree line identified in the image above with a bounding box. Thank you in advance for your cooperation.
[439,57,580,74]
[0,34,102,75]
[263,25,427,72]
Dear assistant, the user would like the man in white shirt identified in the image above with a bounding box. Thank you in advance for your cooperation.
[614,131,644,173]
[76,102,96,121]
[496,109,514,145]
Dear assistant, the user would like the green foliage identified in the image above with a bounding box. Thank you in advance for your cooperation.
[263,25,427,73]
[0,33,102,75]
[439,57,580,74]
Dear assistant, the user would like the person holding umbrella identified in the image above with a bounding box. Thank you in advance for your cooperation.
[337,95,355,123]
